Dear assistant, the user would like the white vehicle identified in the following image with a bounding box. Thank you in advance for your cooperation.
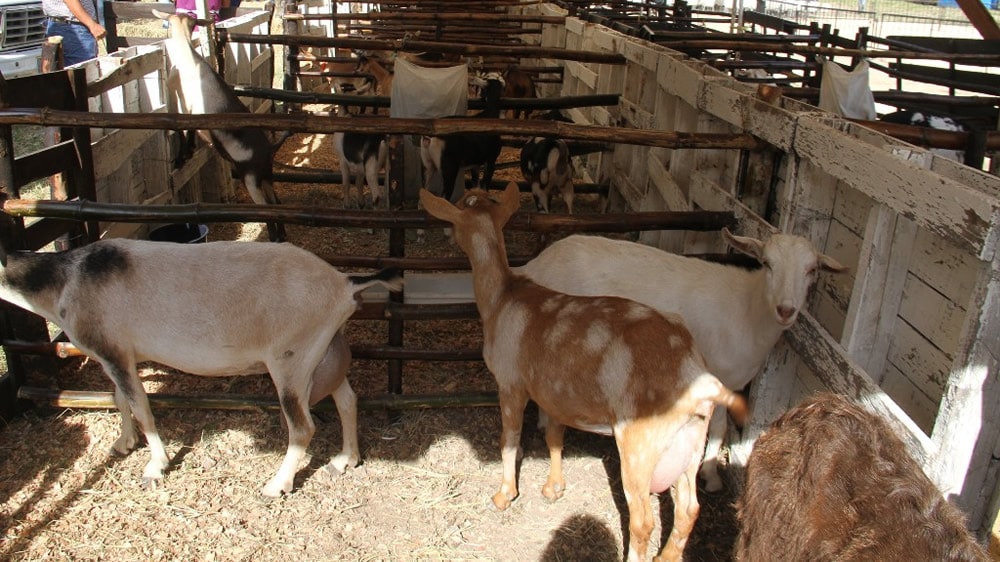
[0,0,45,78]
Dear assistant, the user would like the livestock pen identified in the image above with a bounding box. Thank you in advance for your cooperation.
[1,0,1000,559]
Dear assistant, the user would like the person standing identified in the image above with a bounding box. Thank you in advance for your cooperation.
[42,0,105,67]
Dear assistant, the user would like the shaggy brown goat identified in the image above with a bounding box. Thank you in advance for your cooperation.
[735,392,989,562]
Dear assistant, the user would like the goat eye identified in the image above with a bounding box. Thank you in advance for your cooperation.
[761,260,771,270]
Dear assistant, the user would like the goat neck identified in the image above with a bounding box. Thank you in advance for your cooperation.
[419,183,519,317]
[157,12,200,68]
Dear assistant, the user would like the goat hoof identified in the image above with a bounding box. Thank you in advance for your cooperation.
[140,476,162,491]
[323,454,360,475]
[109,443,134,457]
[491,491,516,511]
[542,482,564,502]
[261,481,291,498]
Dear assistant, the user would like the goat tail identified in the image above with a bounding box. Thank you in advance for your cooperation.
[688,373,748,427]
[718,388,748,427]
[348,267,404,294]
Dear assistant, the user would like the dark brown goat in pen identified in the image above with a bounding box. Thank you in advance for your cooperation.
[502,67,536,119]
[735,392,989,562]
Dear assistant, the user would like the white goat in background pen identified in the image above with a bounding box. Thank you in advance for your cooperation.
[520,137,575,214]
[0,210,402,497]
[517,228,848,491]
[154,10,289,242]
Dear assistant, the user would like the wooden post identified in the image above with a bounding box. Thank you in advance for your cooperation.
[0,71,57,421]
[282,0,301,113]
[42,36,65,243]
[839,204,915,382]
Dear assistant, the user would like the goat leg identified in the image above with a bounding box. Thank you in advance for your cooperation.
[657,464,701,562]
[616,424,660,562]
[325,380,360,474]
[265,386,316,497]
[492,388,529,510]
[103,359,170,489]
[541,415,566,502]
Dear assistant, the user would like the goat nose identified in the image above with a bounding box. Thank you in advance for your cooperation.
[776,305,796,323]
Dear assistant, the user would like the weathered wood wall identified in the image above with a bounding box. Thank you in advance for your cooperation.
[522,1,1000,536]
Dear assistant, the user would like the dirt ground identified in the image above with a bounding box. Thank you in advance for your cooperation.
[0,119,741,561]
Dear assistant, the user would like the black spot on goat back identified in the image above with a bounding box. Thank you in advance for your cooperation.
[342,133,383,162]
[4,251,69,295]
[81,243,131,282]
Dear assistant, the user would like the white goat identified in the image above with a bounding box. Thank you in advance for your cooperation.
[0,228,402,497]
[519,137,574,214]
[517,230,847,491]
[154,10,288,242]
[420,183,747,562]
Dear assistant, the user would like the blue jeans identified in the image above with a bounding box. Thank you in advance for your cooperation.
[45,21,97,67]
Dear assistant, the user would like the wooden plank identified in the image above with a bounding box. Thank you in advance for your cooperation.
[928,253,1000,531]
[793,115,1000,260]
[647,152,688,211]
[622,39,659,70]
[786,311,934,463]
[887,319,953,402]
[898,273,966,356]
[881,363,938,433]
[840,205,915,382]
[92,128,158,179]
[947,0,1000,40]
[889,63,1000,94]
[832,181,874,237]
[564,60,598,90]
[698,77,750,129]
[656,57,702,108]
[885,36,1000,55]
[86,50,164,99]
[689,171,776,241]
[909,228,980,306]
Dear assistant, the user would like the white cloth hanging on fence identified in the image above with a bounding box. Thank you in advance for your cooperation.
[818,58,876,121]
[390,58,469,118]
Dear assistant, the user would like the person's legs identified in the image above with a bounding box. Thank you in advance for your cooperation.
[45,21,97,67]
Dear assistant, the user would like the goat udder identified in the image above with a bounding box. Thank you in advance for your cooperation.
[650,425,701,493]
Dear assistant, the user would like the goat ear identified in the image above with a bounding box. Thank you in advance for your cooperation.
[419,188,459,223]
[722,227,765,260]
[819,253,848,273]
[497,182,521,224]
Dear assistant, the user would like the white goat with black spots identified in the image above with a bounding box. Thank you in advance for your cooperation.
[0,215,402,497]
[420,183,746,562]
[154,10,288,242]
[520,137,574,214]
[333,106,388,210]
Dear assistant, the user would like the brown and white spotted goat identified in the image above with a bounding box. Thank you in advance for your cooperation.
[0,217,402,497]
[419,183,747,562]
